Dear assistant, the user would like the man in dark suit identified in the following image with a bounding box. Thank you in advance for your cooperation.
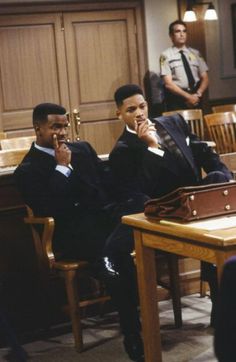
[109,84,233,327]
[14,103,144,362]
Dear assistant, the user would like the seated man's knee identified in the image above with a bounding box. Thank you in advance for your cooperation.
[203,171,231,184]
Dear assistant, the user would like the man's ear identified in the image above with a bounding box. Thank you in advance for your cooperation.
[34,123,41,135]
[116,110,122,120]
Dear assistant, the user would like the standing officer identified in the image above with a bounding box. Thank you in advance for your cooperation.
[160,20,209,111]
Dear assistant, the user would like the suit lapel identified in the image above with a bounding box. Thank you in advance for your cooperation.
[122,127,187,177]
[156,117,197,173]
[29,145,56,171]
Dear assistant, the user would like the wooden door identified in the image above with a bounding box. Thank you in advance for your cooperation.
[63,9,140,154]
[0,8,145,153]
[0,13,69,136]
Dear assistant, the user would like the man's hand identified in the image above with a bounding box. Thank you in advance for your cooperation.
[53,134,71,167]
[135,120,159,148]
[185,93,200,107]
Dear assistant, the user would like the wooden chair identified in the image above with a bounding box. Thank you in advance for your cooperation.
[0,132,7,140]
[219,152,236,180]
[204,112,236,154]
[24,206,110,352]
[0,149,28,168]
[0,135,35,150]
[212,104,236,113]
[163,109,205,140]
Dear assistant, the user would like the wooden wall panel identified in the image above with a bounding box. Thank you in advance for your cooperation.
[79,119,124,154]
[74,20,130,103]
[0,14,69,131]
[0,25,59,109]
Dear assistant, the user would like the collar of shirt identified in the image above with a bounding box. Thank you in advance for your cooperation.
[34,142,55,157]
[172,45,188,55]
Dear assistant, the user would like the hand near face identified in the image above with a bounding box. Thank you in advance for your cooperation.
[53,134,71,167]
[135,120,159,148]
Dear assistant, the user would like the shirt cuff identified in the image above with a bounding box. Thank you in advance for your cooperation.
[148,147,165,157]
[56,165,72,177]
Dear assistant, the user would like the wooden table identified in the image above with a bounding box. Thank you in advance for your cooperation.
[122,213,236,362]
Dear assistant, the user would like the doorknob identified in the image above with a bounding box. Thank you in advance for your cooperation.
[72,108,81,140]
[66,112,71,141]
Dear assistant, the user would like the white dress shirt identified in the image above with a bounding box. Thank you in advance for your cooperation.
[34,142,72,177]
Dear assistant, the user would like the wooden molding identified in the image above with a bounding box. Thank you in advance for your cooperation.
[0,0,140,14]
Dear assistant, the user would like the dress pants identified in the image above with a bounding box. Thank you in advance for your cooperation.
[99,196,148,336]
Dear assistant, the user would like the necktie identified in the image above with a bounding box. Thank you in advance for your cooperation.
[179,50,195,91]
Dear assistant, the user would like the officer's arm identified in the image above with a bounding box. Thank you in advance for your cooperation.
[195,71,208,98]
[163,74,199,105]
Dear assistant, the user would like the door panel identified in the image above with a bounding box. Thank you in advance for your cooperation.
[0,8,144,152]
[64,10,139,153]
[0,14,69,132]
[80,119,124,155]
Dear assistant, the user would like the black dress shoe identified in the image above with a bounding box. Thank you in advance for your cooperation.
[123,333,144,361]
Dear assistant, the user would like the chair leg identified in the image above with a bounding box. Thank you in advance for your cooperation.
[64,270,83,352]
[167,254,182,328]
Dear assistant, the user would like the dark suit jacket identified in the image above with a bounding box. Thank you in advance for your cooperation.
[14,141,115,259]
[109,114,232,200]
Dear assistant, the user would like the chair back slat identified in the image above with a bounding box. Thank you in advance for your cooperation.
[212,104,236,113]
[204,112,236,153]
[0,136,35,150]
[163,109,205,139]
[0,132,7,140]
[0,149,28,167]
[220,152,236,176]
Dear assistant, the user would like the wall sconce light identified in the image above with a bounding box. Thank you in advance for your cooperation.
[183,1,218,22]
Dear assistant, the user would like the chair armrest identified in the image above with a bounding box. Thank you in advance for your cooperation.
[24,215,55,268]
[24,215,54,225]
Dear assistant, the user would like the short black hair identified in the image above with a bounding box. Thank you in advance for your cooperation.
[169,20,187,35]
[32,103,66,126]
[114,84,144,107]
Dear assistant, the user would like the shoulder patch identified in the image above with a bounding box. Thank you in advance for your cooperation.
[160,55,166,65]
[188,52,196,61]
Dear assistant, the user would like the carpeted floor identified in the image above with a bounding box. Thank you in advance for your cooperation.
[0,294,217,362]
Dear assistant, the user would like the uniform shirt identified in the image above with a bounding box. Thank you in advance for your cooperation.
[159,46,208,90]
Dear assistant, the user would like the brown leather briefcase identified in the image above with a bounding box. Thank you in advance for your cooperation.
[144,182,236,222]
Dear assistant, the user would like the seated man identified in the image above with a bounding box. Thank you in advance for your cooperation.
[109,84,233,327]
[14,103,144,362]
